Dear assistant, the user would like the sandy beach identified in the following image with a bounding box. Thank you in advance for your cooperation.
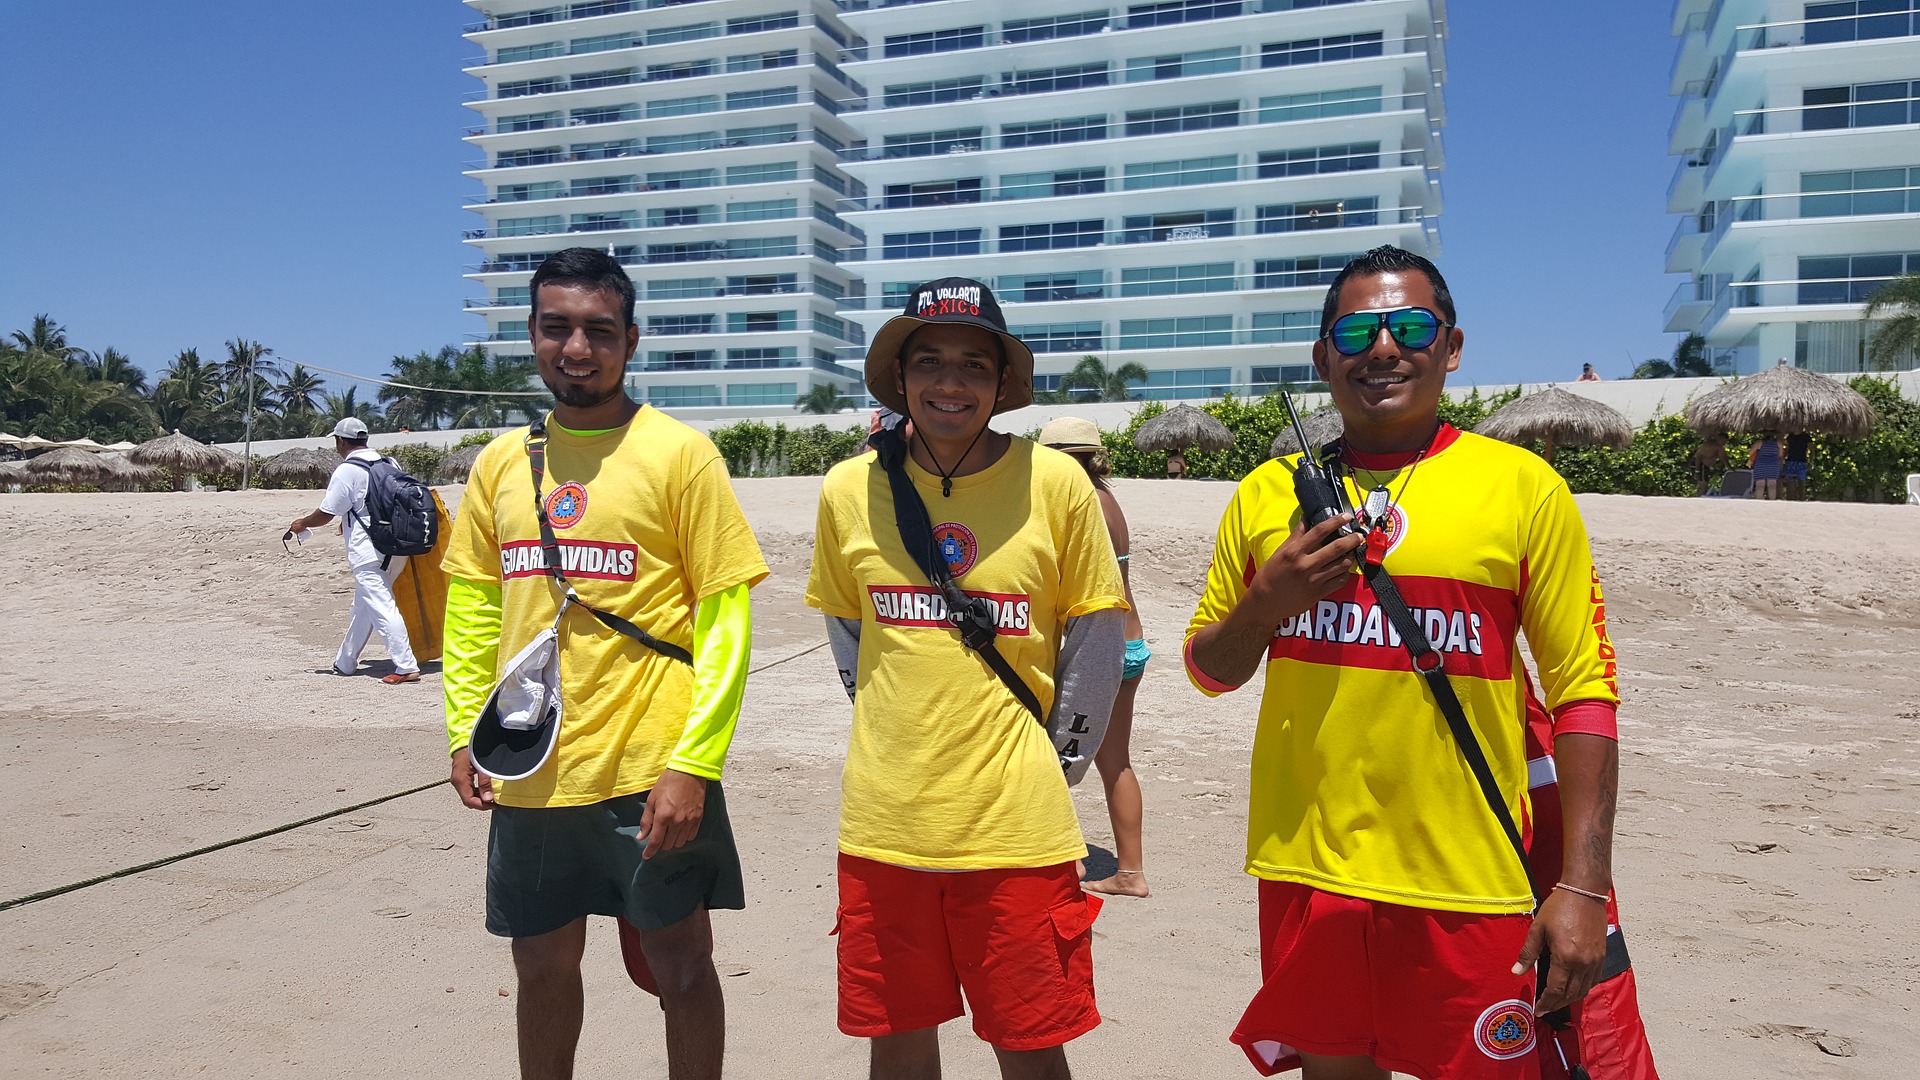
[2,480,1918,1078]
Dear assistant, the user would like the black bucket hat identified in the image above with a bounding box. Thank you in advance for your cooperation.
[864,278,1035,415]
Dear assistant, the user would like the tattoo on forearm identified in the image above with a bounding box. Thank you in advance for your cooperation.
[1580,754,1618,877]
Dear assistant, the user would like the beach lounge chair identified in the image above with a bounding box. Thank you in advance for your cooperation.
[1703,468,1753,499]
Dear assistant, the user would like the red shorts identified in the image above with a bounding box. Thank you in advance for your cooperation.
[1233,881,1539,1080]
[834,853,1102,1050]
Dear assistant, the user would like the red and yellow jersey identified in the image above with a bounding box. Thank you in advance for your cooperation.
[1184,426,1618,914]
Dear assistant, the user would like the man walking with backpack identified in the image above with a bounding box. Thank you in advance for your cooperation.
[288,417,421,684]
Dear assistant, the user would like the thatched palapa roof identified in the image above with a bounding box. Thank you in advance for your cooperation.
[1270,405,1345,459]
[1475,387,1634,459]
[129,430,239,475]
[435,444,486,484]
[1684,361,1877,439]
[1132,404,1235,453]
[22,446,118,486]
[262,447,342,488]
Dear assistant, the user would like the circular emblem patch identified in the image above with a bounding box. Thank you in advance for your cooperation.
[931,521,978,579]
[1378,503,1410,558]
[1474,999,1536,1060]
[545,482,588,530]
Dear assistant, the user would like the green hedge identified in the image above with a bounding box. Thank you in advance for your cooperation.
[709,421,866,477]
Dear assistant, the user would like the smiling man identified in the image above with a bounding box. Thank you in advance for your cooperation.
[805,278,1127,1080]
[1184,247,1623,1080]
[440,247,768,1080]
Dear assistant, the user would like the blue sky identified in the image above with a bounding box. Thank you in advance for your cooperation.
[0,0,1682,393]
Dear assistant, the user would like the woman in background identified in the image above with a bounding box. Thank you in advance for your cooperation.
[1040,418,1152,897]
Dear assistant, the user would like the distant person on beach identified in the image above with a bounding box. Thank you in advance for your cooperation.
[286,417,419,684]
[1041,416,1154,898]
[1692,434,1729,497]
[1748,431,1783,500]
[441,248,768,1080]
[1782,431,1812,500]
[1576,363,1602,382]
[807,278,1126,1079]
[1186,246,1626,1079]
[1167,450,1187,479]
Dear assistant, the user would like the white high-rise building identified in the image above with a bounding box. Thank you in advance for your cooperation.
[1665,0,1920,375]
[462,0,872,410]
[462,0,1449,409]
[834,0,1448,400]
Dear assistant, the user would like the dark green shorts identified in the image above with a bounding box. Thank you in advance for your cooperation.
[485,781,745,939]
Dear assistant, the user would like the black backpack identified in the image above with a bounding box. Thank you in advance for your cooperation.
[345,456,438,558]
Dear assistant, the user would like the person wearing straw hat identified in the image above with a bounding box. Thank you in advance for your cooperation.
[1039,416,1154,898]
[806,278,1128,1078]
[286,417,420,684]
[1184,247,1635,1079]
[440,248,768,1080]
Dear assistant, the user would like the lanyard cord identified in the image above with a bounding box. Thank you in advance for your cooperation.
[911,417,991,498]
[1339,423,1439,529]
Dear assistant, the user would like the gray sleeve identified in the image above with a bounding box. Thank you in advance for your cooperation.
[1048,607,1127,786]
[825,615,862,703]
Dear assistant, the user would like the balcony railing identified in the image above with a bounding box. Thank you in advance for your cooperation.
[467,167,858,207]
[468,49,860,101]
[871,207,1418,261]
[833,270,1362,310]
[1734,7,1920,51]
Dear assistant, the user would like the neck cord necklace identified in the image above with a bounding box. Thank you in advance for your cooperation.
[1341,424,1439,531]
[914,421,990,498]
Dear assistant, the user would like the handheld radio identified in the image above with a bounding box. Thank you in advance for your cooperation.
[1278,392,1363,563]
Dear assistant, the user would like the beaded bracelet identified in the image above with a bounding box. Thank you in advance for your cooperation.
[1553,882,1609,904]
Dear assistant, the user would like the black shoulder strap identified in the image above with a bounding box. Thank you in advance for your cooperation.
[873,428,1044,721]
[1361,559,1538,901]
[525,416,692,666]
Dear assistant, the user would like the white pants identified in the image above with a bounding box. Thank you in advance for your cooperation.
[335,557,419,675]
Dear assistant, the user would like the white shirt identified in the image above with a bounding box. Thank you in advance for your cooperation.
[319,448,385,568]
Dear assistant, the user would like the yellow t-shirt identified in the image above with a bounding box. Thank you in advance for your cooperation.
[1184,428,1618,914]
[805,440,1127,870]
[442,408,768,808]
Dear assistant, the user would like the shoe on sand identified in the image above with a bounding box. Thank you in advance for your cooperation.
[381,672,421,685]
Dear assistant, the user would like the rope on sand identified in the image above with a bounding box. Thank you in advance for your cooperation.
[0,642,834,912]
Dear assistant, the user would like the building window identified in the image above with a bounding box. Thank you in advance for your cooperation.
[497,111,562,134]
[648,168,720,189]
[1008,322,1105,353]
[1121,263,1235,296]
[883,128,985,157]
[882,229,984,258]
[1258,142,1381,177]
[727,198,798,222]
[1002,116,1108,147]
[1000,219,1105,252]
[648,314,716,336]
[1261,32,1384,68]
[496,147,565,168]
[725,236,799,258]
[1250,311,1318,343]
[726,381,798,405]
[1255,254,1357,289]
[1002,10,1110,41]
[727,86,799,110]
[727,311,797,332]
[814,313,864,343]
[727,12,800,35]
[883,26,988,57]
[1259,87,1384,123]
[1132,365,1235,398]
[571,69,639,90]
[646,351,718,371]
[498,181,567,202]
[1124,47,1241,82]
[726,273,798,295]
[726,348,798,368]
[649,384,724,406]
[1121,209,1235,243]
[1800,167,1920,216]
[1797,252,1920,303]
[1804,2,1920,45]
[1802,81,1920,131]
[573,32,645,54]
[997,271,1106,301]
[725,123,798,146]
[499,78,565,98]
[646,132,716,154]
[1000,169,1107,199]
[727,162,798,184]
[1004,63,1111,95]
[643,206,711,227]
[884,178,984,208]
[726,49,799,72]
[497,42,565,64]
[884,77,987,108]
[1257,196,1378,232]
[572,211,640,231]
[1249,363,1319,388]
[1127,0,1244,27]
[1125,101,1240,135]
[649,22,720,44]
[647,96,718,118]
[1119,318,1233,350]
[494,286,532,306]
[1123,155,1238,190]
[649,278,718,300]
[496,216,564,237]
[569,176,638,197]
[647,59,716,80]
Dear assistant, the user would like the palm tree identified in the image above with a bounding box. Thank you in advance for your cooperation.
[151,348,223,438]
[795,383,855,414]
[445,345,541,428]
[9,315,86,365]
[84,347,149,394]
[276,364,327,419]
[381,347,459,430]
[322,386,380,426]
[1630,358,1675,380]
[1864,272,1920,371]
[220,339,280,487]
[1059,355,1149,401]
[1632,334,1711,379]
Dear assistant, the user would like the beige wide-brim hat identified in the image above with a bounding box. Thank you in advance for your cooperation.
[1038,416,1103,454]
[864,277,1034,416]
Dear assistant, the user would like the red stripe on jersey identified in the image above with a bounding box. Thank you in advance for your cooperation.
[1266,573,1520,680]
